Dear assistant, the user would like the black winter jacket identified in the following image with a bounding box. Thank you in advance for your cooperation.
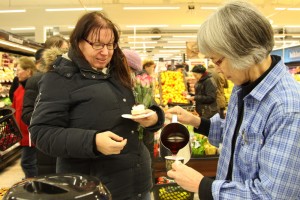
[194,72,218,118]
[29,49,165,200]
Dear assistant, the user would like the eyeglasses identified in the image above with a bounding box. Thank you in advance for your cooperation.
[213,57,225,66]
[84,39,117,50]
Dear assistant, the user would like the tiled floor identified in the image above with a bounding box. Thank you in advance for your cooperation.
[0,158,24,188]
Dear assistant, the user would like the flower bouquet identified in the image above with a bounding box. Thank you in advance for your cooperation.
[133,73,154,139]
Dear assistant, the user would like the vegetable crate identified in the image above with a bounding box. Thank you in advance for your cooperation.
[153,182,194,200]
[0,108,22,151]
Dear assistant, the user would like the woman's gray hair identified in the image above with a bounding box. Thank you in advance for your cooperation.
[197,1,274,70]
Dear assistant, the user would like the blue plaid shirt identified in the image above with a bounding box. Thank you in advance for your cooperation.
[208,59,300,199]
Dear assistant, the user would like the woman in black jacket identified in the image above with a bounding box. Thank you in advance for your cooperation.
[187,64,218,118]
[29,11,164,200]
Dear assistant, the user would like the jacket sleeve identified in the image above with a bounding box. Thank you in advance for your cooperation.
[29,72,99,159]
[22,76,39,125]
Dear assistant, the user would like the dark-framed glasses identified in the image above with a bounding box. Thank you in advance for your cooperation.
[213,57,225,66]
[84,38,117,50]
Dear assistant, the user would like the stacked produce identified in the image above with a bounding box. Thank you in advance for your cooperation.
[191,133,218,156]
[159,71,189,105]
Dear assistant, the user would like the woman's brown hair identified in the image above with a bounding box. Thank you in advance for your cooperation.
[69,11,132,88]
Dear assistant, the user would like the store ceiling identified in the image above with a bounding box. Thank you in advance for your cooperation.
[1,0,300,61]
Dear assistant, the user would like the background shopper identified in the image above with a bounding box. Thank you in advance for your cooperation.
[187,64,218,118]
[29,11,164,200]
[165,1,300,199]
[11,56,37,178]
[22,35,69,176]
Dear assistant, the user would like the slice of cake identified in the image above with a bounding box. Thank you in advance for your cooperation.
[131,104,146,115]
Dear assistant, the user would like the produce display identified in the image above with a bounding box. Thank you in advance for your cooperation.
[191,133,218,156]
[154,177,193,200]
[158,71,190,105]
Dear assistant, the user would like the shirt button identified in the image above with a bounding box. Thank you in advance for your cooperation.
[131,130,134,134]
[136,163,140,167]
[137,194,142,197]
[123,98,126,102]
[92,75,96,78]
[66,73,71,77]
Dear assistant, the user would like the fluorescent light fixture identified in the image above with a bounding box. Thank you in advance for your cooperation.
[172,35,197,38]
[163,46,186,49]
[167,41,186,44]
[68,26,75,29]
[126,25,168,28]
[128,35,161,39]
[159,50,181,53]
[11,27,35,31]
[200,7,218,10]
[287,8,300,11]
[275,40,299,43]
[284,25,300,28]
[0,9,26,13]
[124,6,180,10]
[128,41,157,44]
[275,8,286,11]
[274,35,285,38]
[275,7,300,11]
[292,36,300,38]
[0,39,36,53]
[130,46,155,49]
[181,24,201,27]
[45,8,102,12]
[153,54,173,57]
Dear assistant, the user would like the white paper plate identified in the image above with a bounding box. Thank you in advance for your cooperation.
[121,111,155,119]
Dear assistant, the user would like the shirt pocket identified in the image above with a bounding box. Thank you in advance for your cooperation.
[237,130,264,177]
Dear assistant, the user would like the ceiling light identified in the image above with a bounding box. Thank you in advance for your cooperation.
[200,7,218,10]
[0,39,36,53]
[287,8,300,11]
[172,35,197,38]
[130,46,155,49]
[126,25,168,28]
[128,35,161,39]
[167,41,186,44]
[11,27,35,31]
[159,50,181,53]
[181,24,201,27]
[128,41,157,44]
[0,9,26,13]
[275,8,286,11]
[163,46,186,49]
[123,6,180,10]
[45,8,102,12]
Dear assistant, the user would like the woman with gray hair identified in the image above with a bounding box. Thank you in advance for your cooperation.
[165,1,300,199]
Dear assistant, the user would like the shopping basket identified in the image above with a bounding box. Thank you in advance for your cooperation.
[153,182,194,200]
[0,107,22,151]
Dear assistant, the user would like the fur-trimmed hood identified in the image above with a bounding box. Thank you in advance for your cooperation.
[38,47,65,73]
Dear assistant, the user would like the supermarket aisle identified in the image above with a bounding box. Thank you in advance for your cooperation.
[0,158,24,188]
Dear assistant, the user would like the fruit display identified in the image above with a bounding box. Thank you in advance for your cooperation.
[191,133,218,156]
[158,71,190,105]
[154,177,194,200]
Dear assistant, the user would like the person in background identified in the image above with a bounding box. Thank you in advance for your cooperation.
[175,63,188,77]
[22,35,69,176]
[207,64,227,118]
[165,1,300,199]
[29,11,164,200]
[142,59,156,77]
[187,64,218,118]
[43,34,69,52]
[11,56,37,178]
[8,76,19,102]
